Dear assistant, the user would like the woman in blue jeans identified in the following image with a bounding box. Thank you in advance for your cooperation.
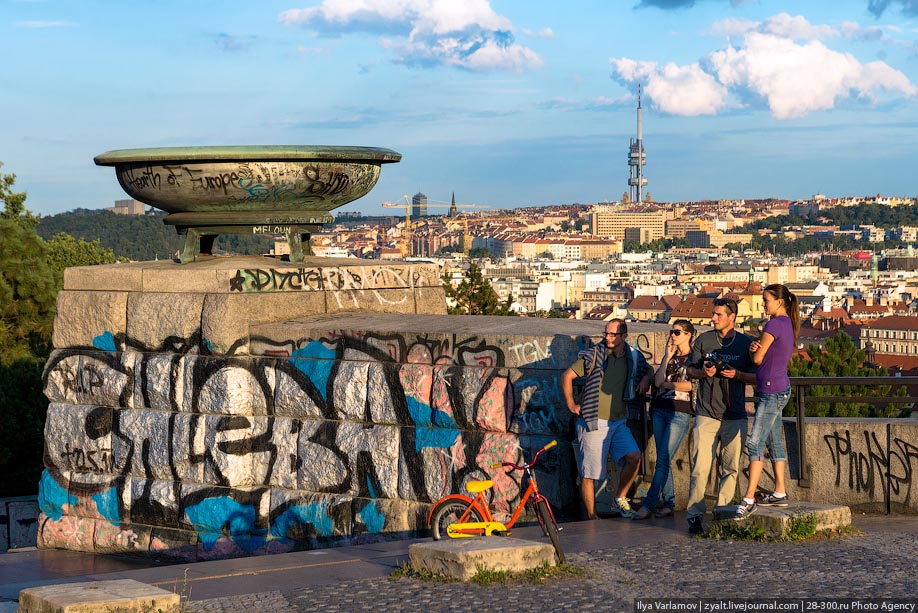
[634,320,695,520]
[734,284,800,519]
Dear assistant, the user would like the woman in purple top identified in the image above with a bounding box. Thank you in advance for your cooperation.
[733,284,800,519]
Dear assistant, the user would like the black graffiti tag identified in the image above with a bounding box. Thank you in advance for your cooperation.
[824,429,917,506]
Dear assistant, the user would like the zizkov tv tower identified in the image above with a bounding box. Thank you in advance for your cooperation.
[627,85,647,203]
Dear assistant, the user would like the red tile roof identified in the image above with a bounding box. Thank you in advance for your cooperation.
[861,315,918,330]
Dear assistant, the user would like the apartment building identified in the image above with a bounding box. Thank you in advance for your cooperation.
[590,207,666,242]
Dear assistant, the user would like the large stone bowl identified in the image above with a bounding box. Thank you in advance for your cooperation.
[94,145,401,262]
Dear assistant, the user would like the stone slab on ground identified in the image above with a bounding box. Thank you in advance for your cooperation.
[408,537,555,581]
[19,579,180,613]
[712,501,851,536]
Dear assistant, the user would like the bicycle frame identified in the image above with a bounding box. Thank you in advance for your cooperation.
[429,440,560,538]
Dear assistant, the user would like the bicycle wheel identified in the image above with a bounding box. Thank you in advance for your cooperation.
[429,499,483,541]
[535,499,566,565]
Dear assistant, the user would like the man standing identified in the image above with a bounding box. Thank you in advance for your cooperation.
[561,319,652,519]
[685,298,757,535]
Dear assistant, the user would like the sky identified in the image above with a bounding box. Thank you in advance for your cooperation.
[3,0,918,218]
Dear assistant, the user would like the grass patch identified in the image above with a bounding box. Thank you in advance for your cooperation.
[390,562,457,583]
[390,562,587,585]
[705,520,769,541]
[471,562,588,586]
[779,512,817,542]
[706,513,858,543]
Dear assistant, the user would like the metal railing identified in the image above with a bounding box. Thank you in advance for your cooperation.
[789,376,918,489]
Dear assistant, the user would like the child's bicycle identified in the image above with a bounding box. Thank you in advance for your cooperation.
[427,440,566,564]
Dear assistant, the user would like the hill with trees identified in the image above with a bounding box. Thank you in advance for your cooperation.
[36,209,274,261]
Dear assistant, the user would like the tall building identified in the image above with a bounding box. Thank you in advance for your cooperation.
[412,192,428,218]
[449,192,457,218]
[627,85,647,203]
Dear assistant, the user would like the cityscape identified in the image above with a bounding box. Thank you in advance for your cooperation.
[3,1,917,608]
[91,92,918,378]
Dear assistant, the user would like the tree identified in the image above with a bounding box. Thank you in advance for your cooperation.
[0,162,38,229]
[0,167,53,495]
[468,246,491,259]
[46,232,122,272]
[788,331,906,417]
[0,357,48,496]
[442,263,512,315]
[0,171,58,361]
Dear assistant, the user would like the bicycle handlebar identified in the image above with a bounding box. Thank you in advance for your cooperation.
[492,440,558,472]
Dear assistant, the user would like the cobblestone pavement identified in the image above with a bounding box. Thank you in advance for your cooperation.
[185,529,917,612]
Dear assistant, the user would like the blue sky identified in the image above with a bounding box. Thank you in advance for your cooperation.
[3,0,918,217]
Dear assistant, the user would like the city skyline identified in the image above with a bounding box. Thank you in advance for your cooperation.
[4,0,918,217]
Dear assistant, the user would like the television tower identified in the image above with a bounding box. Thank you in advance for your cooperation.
[628,84,647,203]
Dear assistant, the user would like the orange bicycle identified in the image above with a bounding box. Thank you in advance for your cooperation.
[427,440,565,564]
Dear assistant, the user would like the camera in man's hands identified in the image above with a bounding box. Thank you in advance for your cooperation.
[703,353,730,374]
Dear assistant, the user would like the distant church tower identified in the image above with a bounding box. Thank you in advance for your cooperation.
[449,192,457,218]
[628,85,648,203]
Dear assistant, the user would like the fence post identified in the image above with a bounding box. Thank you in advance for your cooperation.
[795,382,811,488]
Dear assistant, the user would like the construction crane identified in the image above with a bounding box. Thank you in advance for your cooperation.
[382,195,412,256]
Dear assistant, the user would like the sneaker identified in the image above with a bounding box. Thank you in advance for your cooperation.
[757,492,789,507]
[687,516,704,535]
[610,497,637,519]
[731,500,757,520]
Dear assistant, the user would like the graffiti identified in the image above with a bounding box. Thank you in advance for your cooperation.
[304,165,350,196]
[506,339,551,366]
[633,332,654,362]
[229,268,323,292]
[39,326,575,558]
[121,165,161,191]
[57,443,115,473]
[824,429,918,507]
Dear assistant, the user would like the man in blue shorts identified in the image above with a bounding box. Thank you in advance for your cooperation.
[561,318,652,519]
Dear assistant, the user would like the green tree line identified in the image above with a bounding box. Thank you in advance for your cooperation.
[1,164,129,496]
[36,209,274,261]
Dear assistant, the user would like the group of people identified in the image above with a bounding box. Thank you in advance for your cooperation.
[560,284,800,532]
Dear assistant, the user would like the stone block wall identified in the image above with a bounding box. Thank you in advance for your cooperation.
[42,260,678,560]
[40,258,916,561]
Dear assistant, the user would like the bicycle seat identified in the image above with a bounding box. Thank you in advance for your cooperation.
[465,480,493,493]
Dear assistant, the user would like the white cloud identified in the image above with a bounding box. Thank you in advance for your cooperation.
[610,58,728,116]
[709,32,917,119]
[711,13,836,41]
[522,27,554,39]
[759,13,836,40]
[615,13,918,120]
[708,18,757,38]
[15,20,76,28]
[279,0,541,72]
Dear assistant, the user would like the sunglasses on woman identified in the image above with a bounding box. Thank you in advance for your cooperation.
[670,329,685,336]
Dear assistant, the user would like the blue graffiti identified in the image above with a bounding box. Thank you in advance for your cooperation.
[290,341,336,402]
[406,397,459,451]
[358,477,385,533]
[358,501,385,533]
[184,497,267,552]
[37,470,77,521]
[270,501,334,542]
[92,332,117,352]
[92,487,121,526]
